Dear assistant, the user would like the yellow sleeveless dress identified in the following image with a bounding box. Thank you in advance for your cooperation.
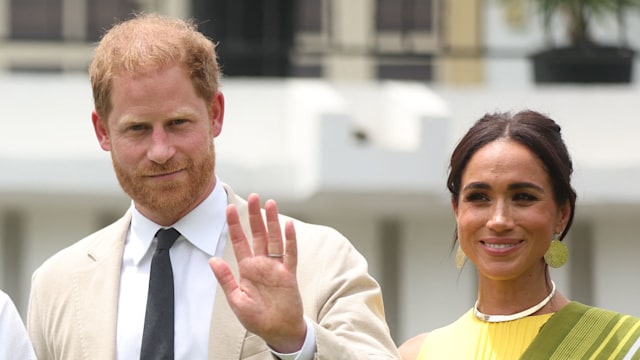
[417,309,554,359]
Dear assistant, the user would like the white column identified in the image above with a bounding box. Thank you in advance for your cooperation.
[157,0,191,19]
[0,0,8,38]
[62,0,87,40]
[0,0,9,70]
[325,0,375,81]
[399,215,476,342]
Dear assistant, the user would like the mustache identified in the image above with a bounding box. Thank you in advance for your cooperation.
[139,161,189,176]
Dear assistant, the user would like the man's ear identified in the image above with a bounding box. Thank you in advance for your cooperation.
[92,111,111,151]
[210,91,224,137]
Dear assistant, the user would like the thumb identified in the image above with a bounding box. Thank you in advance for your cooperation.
[209,257,238,296]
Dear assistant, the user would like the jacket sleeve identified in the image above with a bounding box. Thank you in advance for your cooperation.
[293,221,400,360]
[27,268,54,360]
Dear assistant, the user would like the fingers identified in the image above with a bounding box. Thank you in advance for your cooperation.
[265,199,284,259]
[247,194,268,256]
[283,220,297,269]
[228,193,292,263]
[226,203,253,261]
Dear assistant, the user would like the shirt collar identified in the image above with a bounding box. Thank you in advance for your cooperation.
[129,177,228,265]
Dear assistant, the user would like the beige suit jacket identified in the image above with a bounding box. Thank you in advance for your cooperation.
[28,184,400,359]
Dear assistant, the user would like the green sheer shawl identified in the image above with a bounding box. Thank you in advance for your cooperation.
[521,302,640,359]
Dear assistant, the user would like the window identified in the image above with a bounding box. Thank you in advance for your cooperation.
[375,0,439,81]
[87,0,140,41]
[376,0,434,33]
[5,0,140,73]
[9,0,139,42]
[375,0,439,53]
[10,0,63,40]
[297,0,323,32]
[377,61,432,81]
[192,0,295,77]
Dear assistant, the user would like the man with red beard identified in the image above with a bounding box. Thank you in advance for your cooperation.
[26,13,399,360]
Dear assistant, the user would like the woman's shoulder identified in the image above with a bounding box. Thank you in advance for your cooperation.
[398,333,428,360]
[398,310,474,359]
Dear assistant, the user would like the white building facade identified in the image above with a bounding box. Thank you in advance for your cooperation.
[0,0,639,346]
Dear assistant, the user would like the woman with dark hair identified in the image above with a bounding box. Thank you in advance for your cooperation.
[399,110,640,359]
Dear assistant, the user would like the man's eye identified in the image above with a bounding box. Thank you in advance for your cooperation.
[129,124,147,131]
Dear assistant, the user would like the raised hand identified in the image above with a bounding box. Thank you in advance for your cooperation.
[209,193,306,353]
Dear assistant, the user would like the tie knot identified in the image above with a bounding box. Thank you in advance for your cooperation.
[155,227,180,250]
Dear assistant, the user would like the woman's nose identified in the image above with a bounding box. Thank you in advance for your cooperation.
[486,202,513,232]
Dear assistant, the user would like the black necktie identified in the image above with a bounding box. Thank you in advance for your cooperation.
[140,227,180,360]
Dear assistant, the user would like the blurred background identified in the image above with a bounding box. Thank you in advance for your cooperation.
[1,0,640,345]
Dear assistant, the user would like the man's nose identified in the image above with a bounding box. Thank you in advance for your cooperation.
[147,128,175,164]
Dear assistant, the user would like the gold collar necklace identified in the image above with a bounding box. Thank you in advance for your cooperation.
[473,281,556,323]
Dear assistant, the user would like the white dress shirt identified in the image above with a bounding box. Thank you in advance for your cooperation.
[116,179,315,359]
[0,290,37,360]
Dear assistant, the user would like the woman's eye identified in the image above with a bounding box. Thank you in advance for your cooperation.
[465,192,489,202]
[513,193,537,202]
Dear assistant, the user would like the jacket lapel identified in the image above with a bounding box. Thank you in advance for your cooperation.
[73,211,131,358]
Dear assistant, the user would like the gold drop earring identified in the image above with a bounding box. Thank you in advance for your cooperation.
[544,233,568,268]
[455,245,466,269]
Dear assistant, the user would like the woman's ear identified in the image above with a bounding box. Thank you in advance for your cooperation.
[451,197,459,217]
[556,201,571,234]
